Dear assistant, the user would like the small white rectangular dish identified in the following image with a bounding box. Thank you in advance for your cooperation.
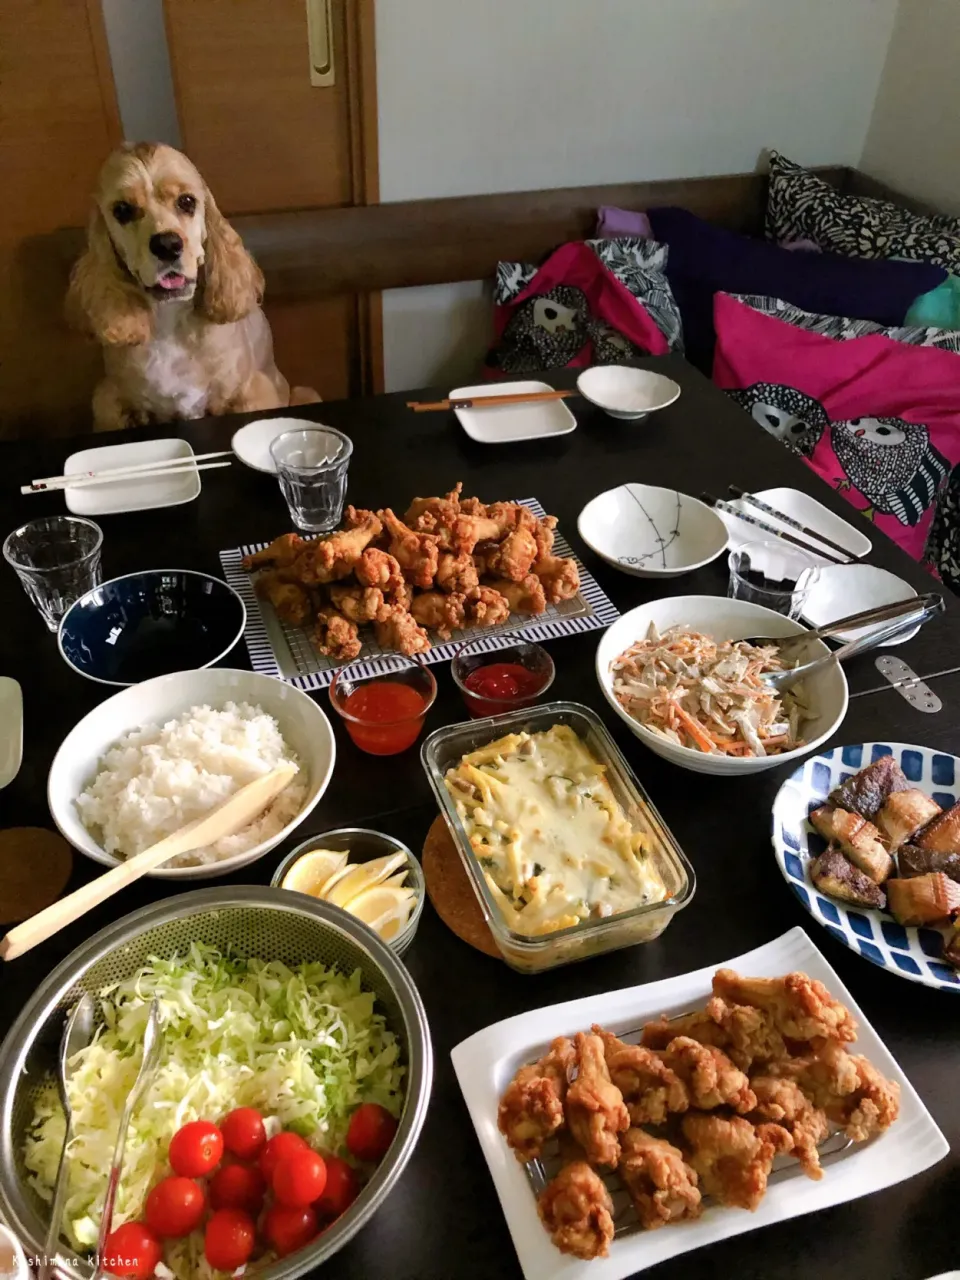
[0,678,22,790]
[63,439,200,515]
[718,487,871,559]
[451,926,947,1280]
[451,381,577,444]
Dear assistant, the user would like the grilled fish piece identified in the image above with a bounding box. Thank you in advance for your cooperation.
[829,756,910,820]
[897,845,960,885]
[886,873,960,926]
[809,847,886,909]
[809,807,893,884]
[915,801,960,855]
[876,790,942,852]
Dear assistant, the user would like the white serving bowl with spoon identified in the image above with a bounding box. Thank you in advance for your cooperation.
[578,484,728,578]
[577,365,681,420]
[595,595,849,776]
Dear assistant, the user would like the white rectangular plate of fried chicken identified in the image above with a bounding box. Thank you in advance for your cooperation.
[451,927,947,1280]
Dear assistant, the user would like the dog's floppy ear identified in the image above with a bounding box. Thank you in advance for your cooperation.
[199,185,263,324]
[65,205,152,346]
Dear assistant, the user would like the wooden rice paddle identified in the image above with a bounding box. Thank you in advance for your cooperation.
[0,763,298,961]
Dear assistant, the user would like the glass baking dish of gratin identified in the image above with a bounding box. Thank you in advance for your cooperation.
[421,701,695,972]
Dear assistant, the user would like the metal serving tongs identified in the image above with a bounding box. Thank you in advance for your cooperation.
[39,994,95,1280]
[760,593,945,694]
[92,999,162,1280]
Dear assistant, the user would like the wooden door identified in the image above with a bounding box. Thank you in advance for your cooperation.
[163,0,380,399]
[0,0,121,439]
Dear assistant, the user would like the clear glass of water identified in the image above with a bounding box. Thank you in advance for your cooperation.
[3,515,104,631]
[728,540,821,620]
[270,426,353,533]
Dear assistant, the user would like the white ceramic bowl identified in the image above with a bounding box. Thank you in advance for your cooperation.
[48,669,336,879]
[595,596,848,775]
[578,484,728,578]
[577,366,681,420]
[231,416,325,473]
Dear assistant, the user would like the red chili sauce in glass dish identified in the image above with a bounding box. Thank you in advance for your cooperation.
[451,642,555,718]
[330,661,437,755]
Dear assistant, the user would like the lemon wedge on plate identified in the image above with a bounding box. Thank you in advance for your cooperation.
[348,884,416,940]
[323,852,410,909]
[281,848,348,897]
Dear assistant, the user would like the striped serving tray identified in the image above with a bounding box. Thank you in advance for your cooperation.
[220,498,620,692]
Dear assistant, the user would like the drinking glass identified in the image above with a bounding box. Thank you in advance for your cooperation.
[270,426,353,533]
[3,516,103,631]
[727,540,820,620]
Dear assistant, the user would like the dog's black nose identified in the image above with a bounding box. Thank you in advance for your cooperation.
[149,232,183,262]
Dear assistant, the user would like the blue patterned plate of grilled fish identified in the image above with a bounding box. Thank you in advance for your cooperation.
[772,742,960,991]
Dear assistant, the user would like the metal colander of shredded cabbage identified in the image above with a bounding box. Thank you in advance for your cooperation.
[22,943,405,1279]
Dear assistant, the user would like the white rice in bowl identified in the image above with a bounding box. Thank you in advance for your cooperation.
[75,701,306,867]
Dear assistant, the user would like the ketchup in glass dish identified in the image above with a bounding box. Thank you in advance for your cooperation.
[452,641,555,718]
[330,661,437,755]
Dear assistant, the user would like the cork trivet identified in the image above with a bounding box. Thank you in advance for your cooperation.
[0,828,73,923]
[422,816,500,959]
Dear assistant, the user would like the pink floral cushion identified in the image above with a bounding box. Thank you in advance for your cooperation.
[713,292,960,566]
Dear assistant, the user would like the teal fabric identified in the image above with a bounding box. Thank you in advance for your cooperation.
[906,275,960,330]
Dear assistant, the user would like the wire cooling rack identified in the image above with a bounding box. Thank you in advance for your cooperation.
[220,498,620,692]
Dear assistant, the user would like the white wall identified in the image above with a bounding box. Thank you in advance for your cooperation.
[99,0,902,395]
[861,0,960,214]
[376,0,899,391]
[100,0,180,147]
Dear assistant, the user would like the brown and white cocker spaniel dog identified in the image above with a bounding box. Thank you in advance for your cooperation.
[68,142,316,431]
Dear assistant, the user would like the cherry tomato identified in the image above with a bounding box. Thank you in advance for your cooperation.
[221,1107,266,1161]
[169,1119,224,1178]
[101,1222,162,1279]
[144,1175,205,1238]
[272,1148,327,1208]
[346,1103,397,1163]
[315,1155,360,1219]
[204,1209,256,1272]
[259,1130,308,1182]
[263,1203,317,1258]
[209,1163,266,1215]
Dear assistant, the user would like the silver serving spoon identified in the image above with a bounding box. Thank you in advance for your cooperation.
[760,594,945,694]
[39,994,96,1280]
[93,999,162,1280]
[745,593,943,653]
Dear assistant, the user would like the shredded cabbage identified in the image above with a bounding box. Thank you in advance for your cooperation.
[23,944,405,1277]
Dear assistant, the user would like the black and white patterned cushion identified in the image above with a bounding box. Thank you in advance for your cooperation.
[731,293,960,354]
[766,152,960,274]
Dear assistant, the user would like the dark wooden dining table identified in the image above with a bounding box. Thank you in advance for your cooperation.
[0,357,956,1280]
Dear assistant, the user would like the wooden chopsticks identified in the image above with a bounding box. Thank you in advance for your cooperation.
[22,450,232,495]
[407,389,577,412]
[701,493,855,566]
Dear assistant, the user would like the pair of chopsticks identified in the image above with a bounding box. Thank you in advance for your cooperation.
[407,389,577,413]
[22,450,232,495]
[701,486,860,567]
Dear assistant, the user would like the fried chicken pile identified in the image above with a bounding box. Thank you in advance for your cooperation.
[497,969,900,1261]
[242,484,579,662]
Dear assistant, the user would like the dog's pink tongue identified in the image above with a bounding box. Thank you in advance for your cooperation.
[158,273,186,290]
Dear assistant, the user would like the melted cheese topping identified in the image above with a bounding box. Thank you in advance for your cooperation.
[444,725,666,936]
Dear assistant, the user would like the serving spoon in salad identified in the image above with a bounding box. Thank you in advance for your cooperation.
[0,762,298,962]
[39,994,95,1280]
[93,1000,162,1280]
[759,595,945,694]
